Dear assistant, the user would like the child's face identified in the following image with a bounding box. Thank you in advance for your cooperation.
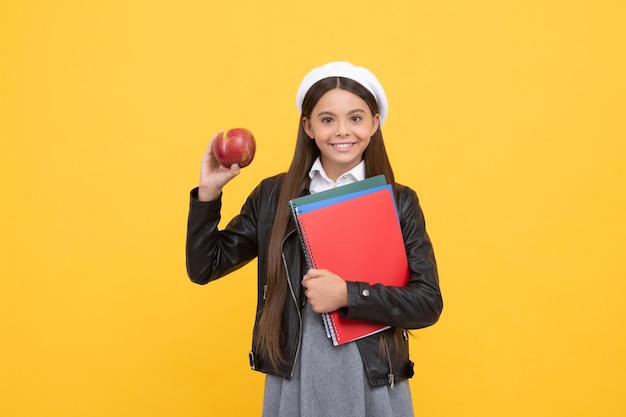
[303,88,380,181]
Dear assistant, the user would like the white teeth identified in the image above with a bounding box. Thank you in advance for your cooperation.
[334,143,352,149]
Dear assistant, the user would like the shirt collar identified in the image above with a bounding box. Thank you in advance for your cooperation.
[308,158,366,181]
[308,157,366,194]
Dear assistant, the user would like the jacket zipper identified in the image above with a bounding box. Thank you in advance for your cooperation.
[382,337,395,389]
[281,229,302,379]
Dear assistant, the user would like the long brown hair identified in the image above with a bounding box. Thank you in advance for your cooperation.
[255,77,401,370]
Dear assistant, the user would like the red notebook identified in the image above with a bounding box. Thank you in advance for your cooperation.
[294,184,409,345]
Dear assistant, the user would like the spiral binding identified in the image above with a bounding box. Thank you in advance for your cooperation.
[296,212,317,269]
[327,314,340,345]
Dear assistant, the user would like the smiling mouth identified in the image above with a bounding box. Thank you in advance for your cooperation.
[331,143,355,151]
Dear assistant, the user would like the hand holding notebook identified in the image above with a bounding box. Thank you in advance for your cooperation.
[301,268,350,314]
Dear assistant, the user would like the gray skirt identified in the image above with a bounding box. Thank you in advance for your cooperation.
[262,304,414,417]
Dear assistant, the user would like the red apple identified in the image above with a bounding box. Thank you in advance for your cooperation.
[212,128,256,168]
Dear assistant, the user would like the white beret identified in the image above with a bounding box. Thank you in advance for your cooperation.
[295,61,388,126]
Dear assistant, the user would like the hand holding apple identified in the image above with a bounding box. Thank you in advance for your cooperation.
[212,128,256,168]
[197,129,250,201]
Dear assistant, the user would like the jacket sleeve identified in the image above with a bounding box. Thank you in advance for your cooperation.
[185,187,259,284]
[341,186,443,329]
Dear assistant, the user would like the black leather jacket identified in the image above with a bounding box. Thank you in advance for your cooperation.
[186,173,442,387]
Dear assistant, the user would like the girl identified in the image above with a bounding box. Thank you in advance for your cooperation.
[186,61,443,416]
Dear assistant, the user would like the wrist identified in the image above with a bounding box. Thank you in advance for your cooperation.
[197,185,222,202]
[340,280,349,308]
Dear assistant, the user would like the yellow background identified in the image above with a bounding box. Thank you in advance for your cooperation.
[1,0,624,416]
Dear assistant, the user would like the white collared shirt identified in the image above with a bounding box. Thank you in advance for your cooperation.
[308,158,366,194]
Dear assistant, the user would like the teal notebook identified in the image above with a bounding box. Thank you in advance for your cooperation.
[294,184,399,220]
[289,174,387,211]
